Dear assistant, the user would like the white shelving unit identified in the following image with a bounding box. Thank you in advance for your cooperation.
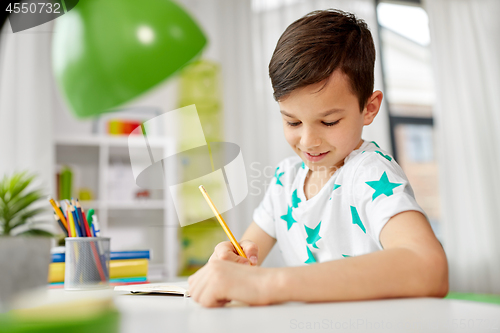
[54,135,179,280]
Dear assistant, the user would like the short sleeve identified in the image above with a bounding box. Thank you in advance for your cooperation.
[252,179,277,239]
[350,152,426,249]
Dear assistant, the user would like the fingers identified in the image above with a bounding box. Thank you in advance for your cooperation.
[188,261,233,307]
[212,241,250,264]
[207,253,217,263]
[210,240,260,265]
[189,260,267,307]
[240,240,259,265]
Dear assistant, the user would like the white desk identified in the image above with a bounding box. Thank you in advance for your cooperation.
[113,291,500,333]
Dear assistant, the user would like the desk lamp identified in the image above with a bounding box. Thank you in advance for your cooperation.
[52,0,206,118]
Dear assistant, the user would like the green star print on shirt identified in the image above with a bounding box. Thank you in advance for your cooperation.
[305,221,322,249]
[375,150,392,161]
[329,184,341,200]
[274,167,284,186]
[280,206,297,230]
[350,206,366,233]
[305,246,317,264]
[365,171,403,201]
[291,189,301,208]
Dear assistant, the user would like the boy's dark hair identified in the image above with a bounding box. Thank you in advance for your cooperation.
[269,9,375,111]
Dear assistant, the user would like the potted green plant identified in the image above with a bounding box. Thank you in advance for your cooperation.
[0,171,53,311]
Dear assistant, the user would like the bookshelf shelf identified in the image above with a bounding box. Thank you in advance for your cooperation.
[54,134,178,280]
[55,135,102,146]
[106,200,165,210]
[78,200,165,210]
[55,135,167,148]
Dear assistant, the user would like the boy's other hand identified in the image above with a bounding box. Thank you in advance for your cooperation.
[188,260,273,307]
[209,240,259,265]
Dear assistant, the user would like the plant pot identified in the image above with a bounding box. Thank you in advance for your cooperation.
[0,236,51,311]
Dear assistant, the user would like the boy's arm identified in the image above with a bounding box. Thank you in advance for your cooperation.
[188,211,448,307]
[269,211,448,303]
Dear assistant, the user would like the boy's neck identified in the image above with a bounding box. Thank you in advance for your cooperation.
[304,168,335,200]
[307,166,337,181]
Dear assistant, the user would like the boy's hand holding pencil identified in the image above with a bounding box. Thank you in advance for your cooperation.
[209,240,259,266]
[199,185,258,266]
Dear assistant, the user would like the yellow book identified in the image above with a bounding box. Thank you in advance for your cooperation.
[48,259,149,283]
[48,262,65,283]
[110,259,149,279]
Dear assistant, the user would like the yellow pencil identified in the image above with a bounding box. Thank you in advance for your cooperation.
[199,185,247,259]
[68,207,76,237]
[48,197,69,232]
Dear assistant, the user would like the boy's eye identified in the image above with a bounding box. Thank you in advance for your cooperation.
[323,120,340,127]
[286,121,301,127]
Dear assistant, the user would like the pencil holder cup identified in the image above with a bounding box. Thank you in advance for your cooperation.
[64,237,111,290]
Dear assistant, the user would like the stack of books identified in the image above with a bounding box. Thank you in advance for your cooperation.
[49,249,151,287]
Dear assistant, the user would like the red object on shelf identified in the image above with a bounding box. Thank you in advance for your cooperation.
[122,121,142,135]
[135,190,150,199]
[107,120,143,135]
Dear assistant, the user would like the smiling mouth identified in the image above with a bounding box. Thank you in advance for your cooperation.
[303,151,330,162]
[304,150,329,156]
[306,152,328,156]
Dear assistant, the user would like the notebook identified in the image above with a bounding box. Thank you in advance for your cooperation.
[114,281,190,297]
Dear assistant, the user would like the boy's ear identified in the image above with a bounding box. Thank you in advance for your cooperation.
[363,90,383,126]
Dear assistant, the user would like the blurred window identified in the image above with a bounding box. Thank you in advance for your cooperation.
[376,1,441,239]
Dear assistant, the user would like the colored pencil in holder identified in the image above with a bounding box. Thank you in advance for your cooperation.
[53,212,69,237]
[71,199,86,237]
[48,197,69,234]
[77,200,92,237]
[70,205,82,237]
[81,209,94,237]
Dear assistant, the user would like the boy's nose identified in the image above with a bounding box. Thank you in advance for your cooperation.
[300,126,321,148]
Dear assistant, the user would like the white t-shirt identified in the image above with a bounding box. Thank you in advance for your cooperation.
[253,140,425,266]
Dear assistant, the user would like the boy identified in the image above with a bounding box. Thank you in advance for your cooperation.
[188,9,448,307]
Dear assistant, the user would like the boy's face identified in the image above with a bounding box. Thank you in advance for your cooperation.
[279,69,380,174]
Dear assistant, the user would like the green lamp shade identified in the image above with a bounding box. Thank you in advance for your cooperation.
[52,0,207,118]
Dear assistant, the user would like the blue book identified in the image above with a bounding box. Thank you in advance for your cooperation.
[110,251,151,260]
[51,250,150,262]
[52,253,65,262]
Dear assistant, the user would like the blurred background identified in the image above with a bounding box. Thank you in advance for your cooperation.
[0,0,499,295]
